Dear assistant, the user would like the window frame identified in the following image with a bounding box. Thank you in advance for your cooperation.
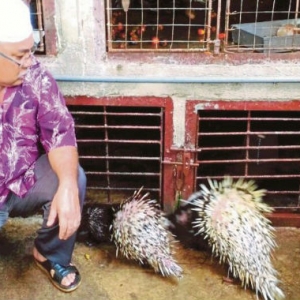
[30,0,57,55]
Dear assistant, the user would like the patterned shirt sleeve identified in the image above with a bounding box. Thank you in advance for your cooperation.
[0,59,78,205]
[36,67,77,152]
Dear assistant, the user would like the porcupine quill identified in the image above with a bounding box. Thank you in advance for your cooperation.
[186,177,285,300]
[110,187,183,278]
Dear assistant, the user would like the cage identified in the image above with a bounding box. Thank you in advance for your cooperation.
[66,96,174,209]
[226,0,300,53]
[185,100,300,226]
[105,0,300,54]
[30,0,300,55]
[231,19,300,53]
[106,0,214,52]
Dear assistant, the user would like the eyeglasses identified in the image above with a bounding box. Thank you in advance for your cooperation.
[0,44,37,68]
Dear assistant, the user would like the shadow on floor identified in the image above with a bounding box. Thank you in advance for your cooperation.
[0,216,299,300]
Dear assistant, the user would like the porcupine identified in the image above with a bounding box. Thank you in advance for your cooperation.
[167,200,210,252]
[78,203,117,244]
[110,187,183,278]
[186,177,285,300]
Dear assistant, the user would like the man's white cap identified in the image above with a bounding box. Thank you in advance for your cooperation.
[0,0,33,42]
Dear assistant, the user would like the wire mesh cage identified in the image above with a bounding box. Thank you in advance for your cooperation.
[225,0,300,53]
[105,0,300,54]
[106,0,215,52]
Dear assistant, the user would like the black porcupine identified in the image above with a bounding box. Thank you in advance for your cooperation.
[187,177,285,300]
[79,203,116,244]
[111,187,183,278]
[167,200,210,252]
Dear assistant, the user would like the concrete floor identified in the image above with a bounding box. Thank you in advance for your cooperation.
[0,216,300,300]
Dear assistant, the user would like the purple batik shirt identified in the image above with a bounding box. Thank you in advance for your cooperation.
[0,57,76,207]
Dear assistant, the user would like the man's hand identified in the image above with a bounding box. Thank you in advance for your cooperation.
[47,183,81,240]
[47,146,81,240]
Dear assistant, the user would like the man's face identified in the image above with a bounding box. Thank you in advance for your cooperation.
[0,34,34,87]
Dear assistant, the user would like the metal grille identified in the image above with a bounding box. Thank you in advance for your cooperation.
[106,0,300,54]
[196,108,300,212]
[68,105,164,204]
[106,0,214,52]
[225,0,300,53]
[29,0,45,53]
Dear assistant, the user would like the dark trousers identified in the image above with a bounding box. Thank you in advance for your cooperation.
[0,154,86,266]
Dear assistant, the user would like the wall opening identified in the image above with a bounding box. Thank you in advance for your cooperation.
[106,0,213,52]
[192,102,300,215]
[66,96,174,209]
[106,0,300,55]
[226,0,300,53]
[28,0,57,55]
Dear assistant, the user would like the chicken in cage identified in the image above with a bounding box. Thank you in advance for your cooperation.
[108,0,300,53]
[108,0,215,51]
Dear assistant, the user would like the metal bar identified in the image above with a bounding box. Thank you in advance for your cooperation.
[86,171,160,176]
[196,174,300,179]
[103,106,111,202]
[197,145,300,150]
[267,213,300,227]
[79,156,161,160]
[87,186,160,192]
[107,47,211,52]
[106,0,113,51]
[197,131,300,135]
[73,112,162,116]
[162,161,199,167]
[76,125,161,129]
[77,139,161,144]
[245,110,251,176]
[197,159,300,163]
[192,100,300,110]
[55,75,300,83]
[158,99,164,203]
[224,0,231,47]
[198,117,300,121]
[266,191,300,195]
[213,0,221,55]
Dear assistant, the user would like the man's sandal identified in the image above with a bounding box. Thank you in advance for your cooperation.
[35,259,81,292]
